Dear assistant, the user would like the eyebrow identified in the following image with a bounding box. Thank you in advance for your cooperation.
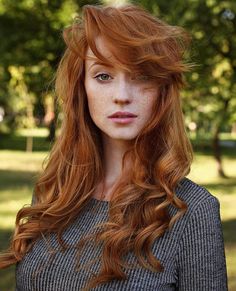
[88,61,114,71]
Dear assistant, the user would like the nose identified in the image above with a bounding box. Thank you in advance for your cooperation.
[112,78,133,105]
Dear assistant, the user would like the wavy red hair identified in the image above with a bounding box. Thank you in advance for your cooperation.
[0,4,193,290]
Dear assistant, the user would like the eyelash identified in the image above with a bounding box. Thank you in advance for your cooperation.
[94,73,112,82]
[94,73,151,83]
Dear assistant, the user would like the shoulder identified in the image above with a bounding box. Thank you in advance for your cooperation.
[170,178,223,250]
[166,177,221,226]
[175,177,220,214]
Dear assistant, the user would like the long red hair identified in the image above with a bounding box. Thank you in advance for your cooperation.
[0,4,193,290]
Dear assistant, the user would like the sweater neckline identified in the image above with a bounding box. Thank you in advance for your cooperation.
[91,197,110,204]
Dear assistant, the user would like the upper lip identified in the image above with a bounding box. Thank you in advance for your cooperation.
[108,111,138,118]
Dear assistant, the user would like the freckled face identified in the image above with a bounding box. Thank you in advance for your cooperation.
[84,37,159,142]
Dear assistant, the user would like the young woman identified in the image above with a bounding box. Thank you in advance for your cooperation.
[0,4,228,291]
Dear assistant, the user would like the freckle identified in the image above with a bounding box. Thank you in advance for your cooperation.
[141,96,148,105]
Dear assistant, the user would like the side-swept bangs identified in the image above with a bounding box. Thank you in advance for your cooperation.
[64,4,191,85]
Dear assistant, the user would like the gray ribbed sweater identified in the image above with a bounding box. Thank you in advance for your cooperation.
[15,178,228,290]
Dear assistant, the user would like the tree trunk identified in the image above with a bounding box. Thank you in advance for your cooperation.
[25,93,35,152]
[212,125,227,178]
[47,117,56,142]
[212,98,230,178]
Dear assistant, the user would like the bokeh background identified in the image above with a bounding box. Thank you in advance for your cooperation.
[0,0,235,290]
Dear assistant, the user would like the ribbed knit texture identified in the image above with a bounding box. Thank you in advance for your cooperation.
[15,178,228,290]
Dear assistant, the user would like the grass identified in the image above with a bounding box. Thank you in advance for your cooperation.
[0,129,235,290]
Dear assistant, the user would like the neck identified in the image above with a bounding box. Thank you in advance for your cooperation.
[102,133,132,182]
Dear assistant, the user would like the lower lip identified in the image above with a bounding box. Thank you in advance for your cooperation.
[108,117,137,124]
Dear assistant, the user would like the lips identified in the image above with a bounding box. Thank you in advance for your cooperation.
[108,111,137,118]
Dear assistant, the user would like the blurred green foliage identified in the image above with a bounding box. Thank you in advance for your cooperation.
[0,0,235,136]
[0,0,102,132]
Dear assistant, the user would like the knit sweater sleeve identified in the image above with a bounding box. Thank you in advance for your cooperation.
[175,196,228,291]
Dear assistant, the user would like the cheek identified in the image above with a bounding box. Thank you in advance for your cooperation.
[137,91,158,124]
[139,89,157,111]
[86,94,111,127]
[85,84,103,116]
[87,95,111,120]
[87,97,102,120]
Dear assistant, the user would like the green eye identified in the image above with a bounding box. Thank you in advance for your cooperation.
[95,73,111,81]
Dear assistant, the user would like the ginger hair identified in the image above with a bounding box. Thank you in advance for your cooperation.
[0,4,193,290]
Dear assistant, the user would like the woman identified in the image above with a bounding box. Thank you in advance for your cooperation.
[0,3,228,291]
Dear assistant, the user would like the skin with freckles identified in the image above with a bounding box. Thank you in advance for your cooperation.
[85,38,159,144]
[84,37,159,200]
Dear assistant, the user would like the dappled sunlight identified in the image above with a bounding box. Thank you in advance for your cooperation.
[0,190,32,230]
[213,194,236,221]
[0,150,47,172]
[189,154,236,184]
[0,215,17,230]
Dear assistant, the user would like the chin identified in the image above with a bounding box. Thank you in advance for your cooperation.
[100,127,139,141]
[110,134,137,141]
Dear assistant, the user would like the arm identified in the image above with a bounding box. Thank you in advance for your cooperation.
[176,196,228,291]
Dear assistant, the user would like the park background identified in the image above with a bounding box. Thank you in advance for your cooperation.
[0,0,235,290]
